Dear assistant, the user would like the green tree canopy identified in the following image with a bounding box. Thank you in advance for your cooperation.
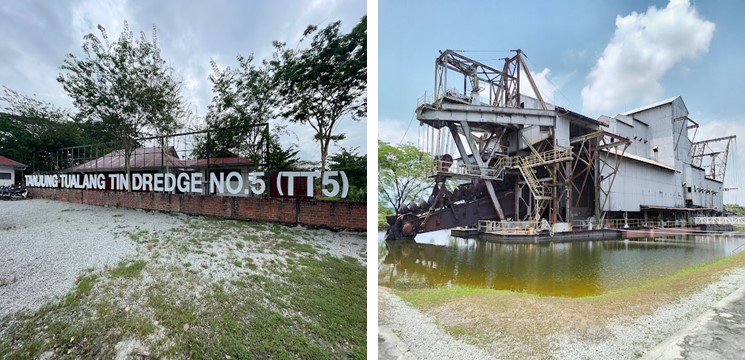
[0,87,108,170]
[378,140,432,213]
[197,56,274,164]
[57,22,186,173]
[328,146,366,201]
[272,16,366,181]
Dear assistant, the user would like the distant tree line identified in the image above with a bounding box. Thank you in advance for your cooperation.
[0,17,366,200]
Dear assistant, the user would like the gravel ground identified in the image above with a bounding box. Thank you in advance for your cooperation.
[379,268,745,360]
[378,288,498,360]
[0,199,365,320]
[0,200,178,318]
[550,267,745,359]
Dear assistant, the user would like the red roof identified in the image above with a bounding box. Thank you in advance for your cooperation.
[69,146,185,172]
[182,157,254,167]
[0,155,27,169]
[66,146,253,172]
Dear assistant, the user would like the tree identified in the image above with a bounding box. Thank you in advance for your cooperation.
[0,87,99,170]
[1,86,71,123]
[272,16,366,188]
[378,140,432,213]
[57,22,185,175]
[264,141,301,175]
[198,56,274,164]
[328,146,366,201]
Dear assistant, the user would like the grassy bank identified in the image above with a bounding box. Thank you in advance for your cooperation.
[0,217,366,359]
[388,249,745,358]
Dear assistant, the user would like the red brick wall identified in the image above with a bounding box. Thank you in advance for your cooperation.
[29,188,366,231]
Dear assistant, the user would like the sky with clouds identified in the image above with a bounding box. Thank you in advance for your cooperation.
[0,0,367,161]
[379,0,745,204]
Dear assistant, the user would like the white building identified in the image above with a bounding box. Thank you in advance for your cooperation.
[601,96,728,215]
[0,155,27,186]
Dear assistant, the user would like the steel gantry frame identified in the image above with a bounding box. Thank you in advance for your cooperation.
[384,49,629,240]
[690,135,735,182]
[433,49,547,110]
[569,130,631,224]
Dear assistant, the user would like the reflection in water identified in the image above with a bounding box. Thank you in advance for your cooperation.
[378,232,745,297]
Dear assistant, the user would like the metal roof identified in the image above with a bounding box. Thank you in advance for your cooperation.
[69,147,183,172]
[67,146,253,172]
[0,155,27,169]
[621,96,681,116]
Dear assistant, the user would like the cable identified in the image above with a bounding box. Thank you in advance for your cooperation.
[523,53,579,110]
[398,112,416,145]
[453,50,512,53]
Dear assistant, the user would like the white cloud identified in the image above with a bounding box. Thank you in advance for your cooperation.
[520,68,558,106]
[70,0,131,42]
[0,1,366,164]
[581,0,715,116]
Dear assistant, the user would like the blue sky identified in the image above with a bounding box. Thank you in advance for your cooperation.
[378,0,745,204]
[0,0,366,161]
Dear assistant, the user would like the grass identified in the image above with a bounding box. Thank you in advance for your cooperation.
[143,255,365,359]
[109,260,146,278]
[0,215,366,359]
[277,240,318,254]
[0,271,155,359]
[0,275,16,287]
[388,249,745,359]
[128,229,150,242]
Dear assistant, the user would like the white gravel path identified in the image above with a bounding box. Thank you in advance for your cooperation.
[379,288,498,360]
[0,199,180,318]
[549,267,745,360]
[379,267,745,360]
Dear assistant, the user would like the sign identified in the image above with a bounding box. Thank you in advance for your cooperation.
[25,171,349,198]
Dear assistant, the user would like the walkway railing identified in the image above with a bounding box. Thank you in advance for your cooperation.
[430,159,506,180]
[430,147,572,184]
[478,220,548,234]
[520,146,573,169]
[692,217,745,226]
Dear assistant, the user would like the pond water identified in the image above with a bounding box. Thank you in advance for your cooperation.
[378,230,745,297]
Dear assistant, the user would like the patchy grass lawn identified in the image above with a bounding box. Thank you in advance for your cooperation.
[388,250,745,359]
[0,216,366,359]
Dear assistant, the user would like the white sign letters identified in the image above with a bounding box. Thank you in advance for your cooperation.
[25,171,349,198]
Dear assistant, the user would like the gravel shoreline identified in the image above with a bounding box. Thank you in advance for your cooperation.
[550,267,745,359]
[379,268,745,360]
[0,199,365,320]
[378,288,497,360]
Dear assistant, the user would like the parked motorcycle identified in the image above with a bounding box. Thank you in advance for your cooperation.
[0,184,28,200]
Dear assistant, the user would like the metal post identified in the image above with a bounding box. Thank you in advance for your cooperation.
[456,121,505,220]
[594,138,601,224]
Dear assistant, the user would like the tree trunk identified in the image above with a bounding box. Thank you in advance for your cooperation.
[319,137,331,198]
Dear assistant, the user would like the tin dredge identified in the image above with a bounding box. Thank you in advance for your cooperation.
[384,50,736,242]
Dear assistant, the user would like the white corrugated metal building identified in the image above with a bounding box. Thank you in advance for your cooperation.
[600,96,725,214]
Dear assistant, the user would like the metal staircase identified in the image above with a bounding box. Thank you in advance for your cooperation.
[516,157,551,200]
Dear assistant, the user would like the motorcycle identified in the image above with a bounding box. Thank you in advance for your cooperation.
[0,184,29,200]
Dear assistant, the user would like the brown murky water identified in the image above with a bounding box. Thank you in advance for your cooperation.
[378,231,745,297]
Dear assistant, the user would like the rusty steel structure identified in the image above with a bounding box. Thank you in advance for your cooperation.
[689,135,735,183]
[385,50,631,240]
[386,50,737,241]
